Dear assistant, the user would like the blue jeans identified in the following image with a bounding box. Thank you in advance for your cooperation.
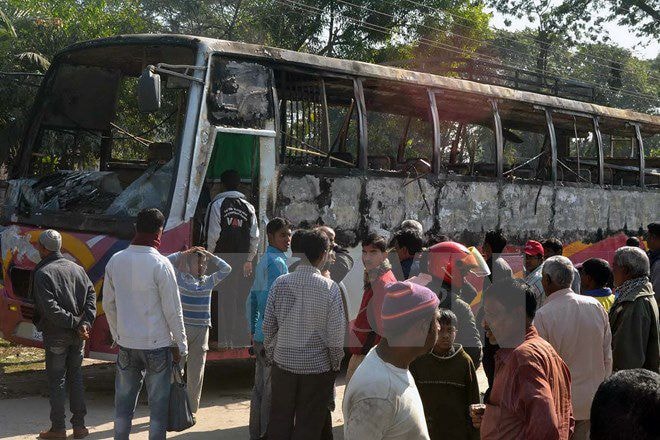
[114,346,172,440]
[44,340,86,430]
[249,341,272,439]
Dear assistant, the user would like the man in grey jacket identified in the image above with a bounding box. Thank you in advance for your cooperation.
[610,246,659,373]
[31,230,96,439]
[647,222,660,304]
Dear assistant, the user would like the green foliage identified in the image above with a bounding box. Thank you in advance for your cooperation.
[604,0,659,39]
[0,0,656,170]
[0,0,149,166]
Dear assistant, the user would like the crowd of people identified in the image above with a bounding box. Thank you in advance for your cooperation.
[27,168,660,440]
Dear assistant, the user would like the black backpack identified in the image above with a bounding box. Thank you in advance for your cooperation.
[208,196,253,254]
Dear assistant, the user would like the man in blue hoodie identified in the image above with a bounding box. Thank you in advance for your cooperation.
[247,217,292,440]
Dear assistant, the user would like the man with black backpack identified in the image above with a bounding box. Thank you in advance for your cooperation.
[206,169,260,347]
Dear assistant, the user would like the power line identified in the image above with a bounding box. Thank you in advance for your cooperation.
[408,0,654,59]
[335,0,660,84]
[410,0,659,79]
[273,0,659,104]
[402,0,658,78]
[280,0,659,103]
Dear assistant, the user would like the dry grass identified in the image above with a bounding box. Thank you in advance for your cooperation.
[0,338,45,374]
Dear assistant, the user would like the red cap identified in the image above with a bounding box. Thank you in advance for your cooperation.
[524,240,544,257]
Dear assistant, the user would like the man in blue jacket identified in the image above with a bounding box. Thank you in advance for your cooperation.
[247,217,292,440]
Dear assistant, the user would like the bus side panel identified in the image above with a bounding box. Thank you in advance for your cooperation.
[0,222,191,360]
[273,171,657,319]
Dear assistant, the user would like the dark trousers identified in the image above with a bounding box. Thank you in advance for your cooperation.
[320,411,333,440]
[483,338,499,401]
[268,365,336,440]
[44,339,86,430]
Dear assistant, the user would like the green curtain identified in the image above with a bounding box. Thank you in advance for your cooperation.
[206,132,258,180]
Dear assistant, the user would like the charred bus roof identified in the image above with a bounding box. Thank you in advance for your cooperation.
[55,34,660,136]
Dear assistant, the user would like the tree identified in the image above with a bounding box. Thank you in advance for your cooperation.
[486,0,610,82]
[0,0,149,165]
[604,0,659,39]
[0,6,51,165]
[138,0,492,63]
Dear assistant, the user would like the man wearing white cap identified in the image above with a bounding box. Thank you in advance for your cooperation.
[31,229,97,439]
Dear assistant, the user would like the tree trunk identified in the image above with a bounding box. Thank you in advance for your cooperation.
[535,31,551,88]
[449,123,464,165]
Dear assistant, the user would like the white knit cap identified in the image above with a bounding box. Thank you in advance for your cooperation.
[39,230,62,252]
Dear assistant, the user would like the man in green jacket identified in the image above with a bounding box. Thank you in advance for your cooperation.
[610,246,659,373]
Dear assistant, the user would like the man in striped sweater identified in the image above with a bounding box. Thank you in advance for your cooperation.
[168,247,232,413]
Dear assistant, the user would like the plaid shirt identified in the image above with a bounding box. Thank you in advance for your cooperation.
[263,264,346,374]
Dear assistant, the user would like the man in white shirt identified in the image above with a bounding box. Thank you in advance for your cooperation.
[343,281,440,440]
[542,238,582,294]
[103,208,188,440]
[534,256,612,440]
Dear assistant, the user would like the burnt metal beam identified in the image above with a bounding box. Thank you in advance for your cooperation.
[353,78,368,170]
[631,123,646,190]
[490,99,504,180]
[428,90,442,174]
[592,116,605,186]
[544,108,558,184]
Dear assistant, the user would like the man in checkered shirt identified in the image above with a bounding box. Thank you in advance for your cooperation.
[263,229,346,439]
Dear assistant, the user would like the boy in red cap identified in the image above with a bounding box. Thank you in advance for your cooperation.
[343,281,440,440]
[523,240,545,307]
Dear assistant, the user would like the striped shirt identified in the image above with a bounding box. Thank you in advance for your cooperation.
[167,252,232,327]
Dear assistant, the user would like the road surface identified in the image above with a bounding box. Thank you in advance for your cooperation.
[0,358,488,439]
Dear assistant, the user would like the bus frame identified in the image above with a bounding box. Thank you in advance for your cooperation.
[0,34,658,361]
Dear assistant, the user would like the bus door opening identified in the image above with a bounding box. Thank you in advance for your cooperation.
[197,131,259,349]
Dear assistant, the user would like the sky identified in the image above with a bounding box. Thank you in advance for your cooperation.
[488,9,659,60]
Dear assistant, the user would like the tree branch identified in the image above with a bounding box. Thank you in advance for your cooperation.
[221,0,243,40]
[627,0,660,22]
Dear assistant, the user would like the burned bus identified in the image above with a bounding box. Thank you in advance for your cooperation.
[0,34,658,360]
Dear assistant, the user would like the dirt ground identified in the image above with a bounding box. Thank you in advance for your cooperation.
[0,339,488,439]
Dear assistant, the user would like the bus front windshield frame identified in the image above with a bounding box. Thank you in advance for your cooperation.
[7,45,199,236]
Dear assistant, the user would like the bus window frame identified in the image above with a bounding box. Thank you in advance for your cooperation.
[428,90,503,180]
[7,57,201,236]
[208,53,658,190]
[362,81,435,173]
[541,107,607,188]
[549,108,603,186]
[275,67,366,170]
[543,107,651,190]
[631,123,645,190]
[428,90,442,174]
[490,99,505,180]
